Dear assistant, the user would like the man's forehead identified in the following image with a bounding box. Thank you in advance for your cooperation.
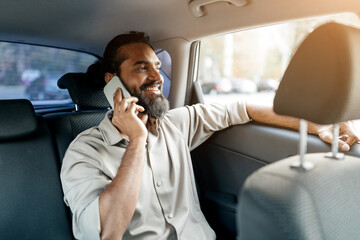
[120,43,158,61]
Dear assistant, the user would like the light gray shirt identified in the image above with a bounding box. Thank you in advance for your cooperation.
[60,102,250,240]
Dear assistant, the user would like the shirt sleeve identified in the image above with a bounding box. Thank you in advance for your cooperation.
[61,136,110,240]
[166,101,251,151]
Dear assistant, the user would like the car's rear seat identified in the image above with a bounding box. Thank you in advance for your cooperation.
[0,62,109,239]
[0,99,74,239]
[44,67,109,162]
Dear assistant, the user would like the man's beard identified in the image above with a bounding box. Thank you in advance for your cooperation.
[131,82,169,119]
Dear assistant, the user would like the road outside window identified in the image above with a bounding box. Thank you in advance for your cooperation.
[198,13,360,104]
[0,43,97,106]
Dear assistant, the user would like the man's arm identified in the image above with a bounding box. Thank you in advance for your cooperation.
[246,101,360,151]
[99,89,148,240]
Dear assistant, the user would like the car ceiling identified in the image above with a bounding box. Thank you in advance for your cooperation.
[0,0,358,57]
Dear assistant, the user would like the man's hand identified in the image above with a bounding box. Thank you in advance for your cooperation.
[310,121,360,151]
[111,88,148,141]
[100,88,149,240]
[246,101,360,151]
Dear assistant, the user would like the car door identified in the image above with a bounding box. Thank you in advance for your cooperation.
[189,13,360,240]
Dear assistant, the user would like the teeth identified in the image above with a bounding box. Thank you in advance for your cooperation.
[145,86,159,91]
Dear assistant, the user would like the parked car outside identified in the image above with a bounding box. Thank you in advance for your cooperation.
[257,78,280,92]
[201,78,232,95]
[44,72,70,100]
[231,78,258,94]
[24,72,69,100]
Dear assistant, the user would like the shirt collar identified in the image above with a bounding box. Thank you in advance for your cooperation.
[99,110,129,146]
[148,117,160,135]
[99,110,162,145]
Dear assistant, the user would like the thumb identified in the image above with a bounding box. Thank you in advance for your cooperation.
[137,113,149,125]
[338,139,350,151]
[319,130,349,151]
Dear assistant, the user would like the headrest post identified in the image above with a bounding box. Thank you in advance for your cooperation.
[332,123,339,156]
[291,119,314,171]
[326,123,345,160]
[75,104,79,112]
[299,119,307,160]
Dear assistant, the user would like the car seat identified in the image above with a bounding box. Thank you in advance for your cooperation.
[45,61,110,162]
[0,99,73,239]
[237,22,360,240]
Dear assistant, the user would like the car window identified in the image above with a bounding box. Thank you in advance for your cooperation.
[0,42,98,106]
[198,13,360,104]
[156,49,172,99]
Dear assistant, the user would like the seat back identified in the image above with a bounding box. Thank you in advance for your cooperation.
[46,110,106,161]
[237,22,360,240]
[0,99,73,239]
[238,153,360,240]
[45,62,109,162]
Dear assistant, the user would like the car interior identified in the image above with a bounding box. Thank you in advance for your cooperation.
[238,22,360,240]
[1,0,360,239]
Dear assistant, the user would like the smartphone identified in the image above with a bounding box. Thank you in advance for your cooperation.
[104,76,131,109]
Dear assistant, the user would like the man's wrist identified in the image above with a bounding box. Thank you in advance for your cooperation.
[307,122,330,135]
[129,136,147,146]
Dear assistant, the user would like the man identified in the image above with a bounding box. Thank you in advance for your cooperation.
[61,32,360,240]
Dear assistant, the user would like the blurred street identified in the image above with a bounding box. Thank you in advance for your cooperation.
[204,92,275,105]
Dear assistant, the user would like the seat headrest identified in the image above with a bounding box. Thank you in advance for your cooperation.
[0,99,37,141]
[58,62,110,110]
[274,22,360,124]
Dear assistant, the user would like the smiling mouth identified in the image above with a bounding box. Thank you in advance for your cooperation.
[143,84,161,94]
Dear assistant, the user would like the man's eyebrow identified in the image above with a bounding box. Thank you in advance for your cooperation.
[133,60,161,66]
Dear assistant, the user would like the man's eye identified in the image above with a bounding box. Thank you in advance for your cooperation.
[138,66,146,71]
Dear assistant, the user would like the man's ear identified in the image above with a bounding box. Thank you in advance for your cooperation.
[104,72,115,84]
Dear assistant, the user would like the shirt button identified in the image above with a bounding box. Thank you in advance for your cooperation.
[156,181,162,187]
[167,213,173,219]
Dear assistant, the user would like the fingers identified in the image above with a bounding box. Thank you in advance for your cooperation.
[339,121,360,146]
[137,112,149,125]
[113,88,140,113]
[128,101,145,114]
[113,88,123,109]
[318,128,351,151]
[337,138,350,151]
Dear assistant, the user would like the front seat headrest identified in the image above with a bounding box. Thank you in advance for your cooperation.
[0,99,37,141]
[274,22,360,124]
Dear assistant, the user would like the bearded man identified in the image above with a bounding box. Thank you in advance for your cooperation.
[60,32,360,240]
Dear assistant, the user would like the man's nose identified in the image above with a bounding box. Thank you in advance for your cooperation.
[148,67,163,82]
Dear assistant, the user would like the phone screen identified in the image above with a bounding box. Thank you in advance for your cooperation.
[103,76,131,109]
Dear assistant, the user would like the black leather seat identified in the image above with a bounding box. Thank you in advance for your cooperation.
[0,99,73,239]
[45,62,110,162]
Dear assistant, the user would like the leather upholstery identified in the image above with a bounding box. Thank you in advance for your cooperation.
[0,99,37,141]
[45,62,108,162]
[45,110,106,162]
[0,100,73,239]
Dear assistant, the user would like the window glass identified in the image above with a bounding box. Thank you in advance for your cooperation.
[0,42,98,106]
[198,13,360,104]
[156,49,171,99]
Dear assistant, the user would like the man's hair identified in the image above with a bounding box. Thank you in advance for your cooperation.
[102,31,152,75]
